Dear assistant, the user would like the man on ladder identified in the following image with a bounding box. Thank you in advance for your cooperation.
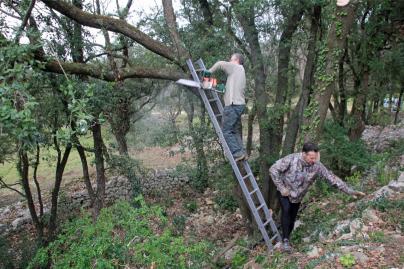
[204,53,248,162]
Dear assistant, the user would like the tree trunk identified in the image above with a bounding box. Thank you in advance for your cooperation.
[33,144,44,217]
[269,9,303,158]
[394,87,403,124]
[283,5,321,155]
[18,149,44,242]
[246,105,256,156]
[233,2,278,212]
[349,71,368,140]
[48,140,72,237]
[92,122,106,219]
[304,2,358,142]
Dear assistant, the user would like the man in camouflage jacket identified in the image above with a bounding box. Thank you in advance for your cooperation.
[270,142,365,252]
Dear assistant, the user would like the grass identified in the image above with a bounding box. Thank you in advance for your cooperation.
[0,134,95,193]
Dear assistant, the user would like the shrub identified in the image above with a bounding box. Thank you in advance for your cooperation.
[320,121,373,177]
[28,197,213,269]
[108,155,144,198]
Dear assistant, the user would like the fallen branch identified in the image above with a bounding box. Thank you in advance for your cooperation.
[213,233,240,263]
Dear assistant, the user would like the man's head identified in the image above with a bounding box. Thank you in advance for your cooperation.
[230,53,244,65]
[302,142,319,165]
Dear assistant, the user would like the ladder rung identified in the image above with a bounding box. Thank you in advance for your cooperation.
[215,114,222,117]
[263,219,271,227]
[271,234,279,242]
[249,188,259,195]
[256,204,265,211]
[242,173,252,180]
[208,98,217,102]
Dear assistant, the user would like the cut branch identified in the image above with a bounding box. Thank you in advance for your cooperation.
[43,60,185,81]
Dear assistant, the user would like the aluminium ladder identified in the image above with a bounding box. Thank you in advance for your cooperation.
[176,58,281,251]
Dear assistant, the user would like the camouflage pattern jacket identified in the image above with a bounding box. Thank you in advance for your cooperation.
[269,153,355,203]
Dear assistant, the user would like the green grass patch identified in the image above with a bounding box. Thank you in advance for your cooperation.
[28,197,214,269]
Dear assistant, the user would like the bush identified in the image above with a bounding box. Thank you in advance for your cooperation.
[320,121,373,177]
[28,197,213,269]
[108,155,144,198]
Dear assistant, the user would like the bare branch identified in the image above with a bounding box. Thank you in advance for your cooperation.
[14,0,36,43]
[162,0,188,60]
[0,177,26,197]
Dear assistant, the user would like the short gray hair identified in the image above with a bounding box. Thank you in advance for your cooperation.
[232,53,244,65]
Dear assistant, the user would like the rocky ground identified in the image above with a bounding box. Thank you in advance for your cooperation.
[1,124,403,268]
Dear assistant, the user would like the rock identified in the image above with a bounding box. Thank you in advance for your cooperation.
[362,208,383,224]
[303,236,311,243]
[0,224,7,233]
[388,180,404,192]
[294,220,303,229]
[206,215,215,225]
[340,246,357,254]
[319,231,327,243]
[243,260,263,269]
[352,251,369,264]
[307,246,322,258]
[205,198,214,205]
[11,216,30,229]
[370,186,394,200]
[398,172,404,182]
[224,246,248,261]
[361,124,404,152]
[333,220,351,237]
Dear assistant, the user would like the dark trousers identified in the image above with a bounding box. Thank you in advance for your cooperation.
[222,105,245,155]
[278,192,300,240]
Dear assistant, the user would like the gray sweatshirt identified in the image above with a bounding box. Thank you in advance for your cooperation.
[209,61,246,106]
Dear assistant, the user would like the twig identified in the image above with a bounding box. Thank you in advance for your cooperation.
[0,177,26,197]
[213,233,240,263]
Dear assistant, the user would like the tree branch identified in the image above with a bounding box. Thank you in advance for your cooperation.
[162,0,189,60]
[43,60,185,81]
[14,0,36,43]
[0,177,26,197]
[40,0,178,63]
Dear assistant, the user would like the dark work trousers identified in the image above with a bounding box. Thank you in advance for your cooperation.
[278,191,301,240]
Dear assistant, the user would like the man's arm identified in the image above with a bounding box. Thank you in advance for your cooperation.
[269,155,293,196]
[317,162,364,197]
[209,61,232,74]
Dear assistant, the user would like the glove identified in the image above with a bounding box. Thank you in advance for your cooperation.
[202,70,212,78]
[216,84,225,93]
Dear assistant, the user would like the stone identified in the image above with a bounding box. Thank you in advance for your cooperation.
[0,223,7,234]
[294,220,303,229]
[205,198,214,205]
[388,180,404,192]
[340,246,357,254]
[362,208,383,224]
[333,220,351,237]
[371,186,394,200]
[307,246,321,259]
[398,172,404,182]
[243,260,263,269]
[352,251,369,264]
[206,215,215,225]
[11,216,30,229]
[303,236,311,243]
[224,246,248,261]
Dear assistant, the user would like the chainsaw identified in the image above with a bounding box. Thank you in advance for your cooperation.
[201,70,225,93]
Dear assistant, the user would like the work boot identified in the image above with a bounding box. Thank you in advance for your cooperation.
[233,152,247,162]
[282,239,292,253]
